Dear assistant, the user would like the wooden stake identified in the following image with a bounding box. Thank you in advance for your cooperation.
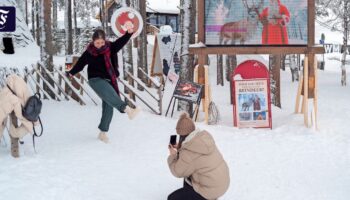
[313,56,319,130]
[303,56,309,127]
[204,65,210,123]
[295,72,303,113]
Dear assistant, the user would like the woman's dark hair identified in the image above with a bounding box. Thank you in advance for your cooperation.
[92,29,106,41]
[177,135,188,149]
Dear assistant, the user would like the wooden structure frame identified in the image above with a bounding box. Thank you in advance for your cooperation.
[189,0,324,128]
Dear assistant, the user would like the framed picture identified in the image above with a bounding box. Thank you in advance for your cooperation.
[173,80,203,103]
[204,0,308,46]
[234,79,270,128]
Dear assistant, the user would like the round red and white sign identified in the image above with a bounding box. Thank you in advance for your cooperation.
[110,7,143,39]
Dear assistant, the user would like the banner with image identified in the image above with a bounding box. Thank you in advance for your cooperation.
[235,79,269,127]
[205,0,308,45]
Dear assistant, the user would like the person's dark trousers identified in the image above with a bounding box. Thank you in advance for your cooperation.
[168,180,207,200]
[88,78,127,132]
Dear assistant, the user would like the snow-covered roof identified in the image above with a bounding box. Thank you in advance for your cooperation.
[146,0,180,14]
[0,43,40,69]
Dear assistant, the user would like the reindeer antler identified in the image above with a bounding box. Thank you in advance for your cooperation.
[242,0,249,9]
[251,0,264,10]
[257,0,264,10]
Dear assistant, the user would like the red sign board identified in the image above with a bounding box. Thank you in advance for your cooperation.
[231,60,272,128]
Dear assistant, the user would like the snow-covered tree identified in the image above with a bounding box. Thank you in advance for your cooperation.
[178,0,196,113]
[269,55,281,108]
[121,0,135,102]
[0,0,34,48]
[317,0,350,86]
[65,0,73,55]
[134,0,148,90]
[40,0,55,98]
[73,0,98,53]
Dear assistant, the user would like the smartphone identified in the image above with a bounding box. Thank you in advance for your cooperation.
[170,135,177,146]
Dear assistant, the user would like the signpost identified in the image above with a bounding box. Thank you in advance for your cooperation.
[165,80,204,121]
[110,7,143,39]
[190,0,324,128]
[232,60,272,128]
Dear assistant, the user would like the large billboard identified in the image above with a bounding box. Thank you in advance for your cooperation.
[205,0,308,46]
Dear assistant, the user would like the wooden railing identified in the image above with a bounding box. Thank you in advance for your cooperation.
[2,63,164,115]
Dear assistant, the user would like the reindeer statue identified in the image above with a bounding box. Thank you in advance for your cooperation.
[219,0,264,45]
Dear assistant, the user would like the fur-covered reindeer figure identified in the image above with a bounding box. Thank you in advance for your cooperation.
[219,0,264,45]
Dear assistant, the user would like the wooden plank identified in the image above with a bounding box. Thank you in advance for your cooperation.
[295,72,303,114]
[26,72,53,100]
[34,69,63,101]
[194,65,199,83]
[308,0,315,47]
[138,67,162,88]
[197,0,205,43]
[71,76,99,106]
[39,64,70,100]
[125,71,160,101]
[313,56,319,130]
[118,79,161,115]
[54,67,87,105]
[150,36,159,77]
[204,65,209,123]
[189,46,325,55]
[303,56,309,127]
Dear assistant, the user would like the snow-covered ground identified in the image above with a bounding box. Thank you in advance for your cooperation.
[1,14,350,200]
[1,53,350,199]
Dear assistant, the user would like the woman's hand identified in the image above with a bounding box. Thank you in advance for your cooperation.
[168,144,178,156]
[124,21,134,34]
[65,71,73,81]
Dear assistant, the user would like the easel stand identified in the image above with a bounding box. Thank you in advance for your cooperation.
[194,65,211,123]
[165,95,203,122]
[294,55,318,129]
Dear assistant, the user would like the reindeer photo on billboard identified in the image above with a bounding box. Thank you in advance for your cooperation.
[219,0,264,45]
[218,0,291,45]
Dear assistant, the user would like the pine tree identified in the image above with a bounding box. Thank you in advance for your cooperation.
[317,0,350,86]
[40,0,55,98]
[121,0,135,101]
[65,0,73,55]
[178,0,196,113]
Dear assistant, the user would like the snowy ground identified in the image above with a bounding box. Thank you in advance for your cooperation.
[1,18,350,199]
[1,56,350,199]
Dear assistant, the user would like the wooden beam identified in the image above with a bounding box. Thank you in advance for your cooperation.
[189,46,325,55]
[313,56,319,130]
[308,0,315,47]
[303,56,309,127]
[197,0,205,43]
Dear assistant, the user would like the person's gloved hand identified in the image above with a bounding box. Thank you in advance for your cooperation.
[65,71,73,81]
[168,144,178,156]
[115,69,120,78]
[280,15,290,26]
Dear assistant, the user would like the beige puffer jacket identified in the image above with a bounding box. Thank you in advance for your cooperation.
[0,74,33,139]
[168,129,230,200]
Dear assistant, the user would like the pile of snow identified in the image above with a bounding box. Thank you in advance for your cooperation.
[146,0,180,14]
[0,42,40,69]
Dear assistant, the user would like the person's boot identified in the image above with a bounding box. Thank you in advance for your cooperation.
[98,132,109,143]
[124,106,141,120]
[10,135,19,158]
